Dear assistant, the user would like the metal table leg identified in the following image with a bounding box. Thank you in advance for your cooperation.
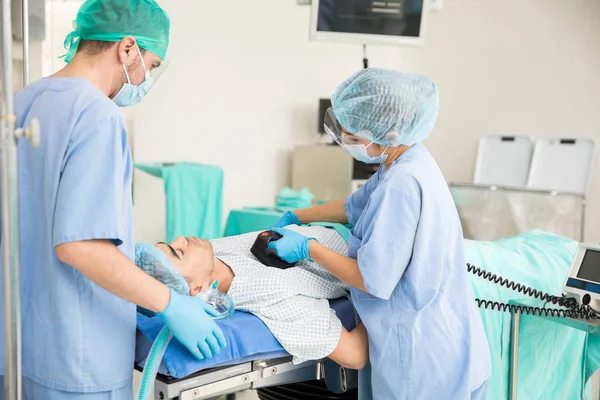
[510,312,520,400]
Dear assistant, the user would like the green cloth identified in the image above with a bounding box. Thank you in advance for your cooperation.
[135,162,223,242]
[276,187,314,209]
[63,0,170,62]
[223,207,284,237]
[464,230,598,400]
[222,208,352,240]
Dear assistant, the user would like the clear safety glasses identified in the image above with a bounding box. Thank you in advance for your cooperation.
[323,108,365,147]
[149,56,173,86]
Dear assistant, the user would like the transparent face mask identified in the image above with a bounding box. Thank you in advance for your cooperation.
[323,108,372,145]
[324,107,389,163]
[324,108,350,146]
[196,280,235,320]
[150,56,173,86]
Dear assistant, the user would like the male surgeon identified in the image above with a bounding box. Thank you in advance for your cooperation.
[0,0,225,399]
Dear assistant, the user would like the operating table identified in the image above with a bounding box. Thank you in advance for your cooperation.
[135,297,358,400]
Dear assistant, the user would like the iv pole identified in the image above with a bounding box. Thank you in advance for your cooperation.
[22,0,30,86]
[0,0,23,395]
[0,0,38,397]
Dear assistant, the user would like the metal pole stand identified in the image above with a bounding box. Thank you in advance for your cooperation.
[509,311,520,400]
[0,0,39,397]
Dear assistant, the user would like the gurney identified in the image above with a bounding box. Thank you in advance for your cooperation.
[135,230,600,400]
[135,297,358,400]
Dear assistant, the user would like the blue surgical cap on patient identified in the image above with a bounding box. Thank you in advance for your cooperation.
[331,68,440,146]
[135,243,190,296]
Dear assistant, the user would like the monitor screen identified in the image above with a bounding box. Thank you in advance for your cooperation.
[318,98,332,134]
[315,0,424,40]
[577,249,600,283]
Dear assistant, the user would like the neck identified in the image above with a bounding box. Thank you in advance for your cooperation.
[383,144,412,168]
[50,54,118,97]
[211,257,235,293]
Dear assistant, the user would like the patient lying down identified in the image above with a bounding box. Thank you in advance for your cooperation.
[151,225,368,370]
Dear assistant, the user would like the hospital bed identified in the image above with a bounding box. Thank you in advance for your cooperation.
[136,230,600,400]
[135,297,359,400]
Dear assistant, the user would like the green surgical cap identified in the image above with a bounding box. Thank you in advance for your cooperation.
[63,0,170,63]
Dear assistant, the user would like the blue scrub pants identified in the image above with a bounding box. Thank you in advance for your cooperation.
[0,376,132,400]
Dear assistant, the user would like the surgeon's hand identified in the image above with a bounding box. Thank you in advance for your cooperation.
[271,211,301,229]
[267,227,317,263]
[158,289,227,360]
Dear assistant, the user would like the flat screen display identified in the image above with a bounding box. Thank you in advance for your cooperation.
[316,0,424,39]
[577,249,600,283]
[318,98,332,134]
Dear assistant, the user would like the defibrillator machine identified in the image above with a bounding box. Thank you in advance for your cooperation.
[467,242,600,323]
[563,243,600,313]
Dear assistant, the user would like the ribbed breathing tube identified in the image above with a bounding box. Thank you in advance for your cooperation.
[137,281,234,400]
[137,325,173,400]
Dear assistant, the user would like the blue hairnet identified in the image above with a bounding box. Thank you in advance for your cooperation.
[135,243,190,296]
[331,68,439,146]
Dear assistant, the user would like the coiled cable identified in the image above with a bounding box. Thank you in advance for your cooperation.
[467,263,600,320]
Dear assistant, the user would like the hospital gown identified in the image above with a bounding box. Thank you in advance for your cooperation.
[211,226,349,363]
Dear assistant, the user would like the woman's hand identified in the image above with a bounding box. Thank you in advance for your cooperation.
[270,211,301,229]
[267,227,317,263]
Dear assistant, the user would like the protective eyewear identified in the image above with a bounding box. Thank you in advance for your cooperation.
[323,108,365,146]
[149,56,173,86]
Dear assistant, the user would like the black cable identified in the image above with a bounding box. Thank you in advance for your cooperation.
[467,263,599,320]
[474,299,595,319]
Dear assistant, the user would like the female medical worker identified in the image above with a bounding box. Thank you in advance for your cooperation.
[0,1,225,399]
[269,69,491,400]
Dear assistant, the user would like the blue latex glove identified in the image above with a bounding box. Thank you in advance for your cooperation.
[158,289,227,360]
[271,211,301,229]
[267,227,317,263]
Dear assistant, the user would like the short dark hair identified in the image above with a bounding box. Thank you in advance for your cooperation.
[76,40,116,56]
[76,39,147,57]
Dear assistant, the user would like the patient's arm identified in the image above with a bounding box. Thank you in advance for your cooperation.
[328,324,368,370]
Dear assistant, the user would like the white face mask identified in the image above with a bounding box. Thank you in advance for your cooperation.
[343,142,389,164]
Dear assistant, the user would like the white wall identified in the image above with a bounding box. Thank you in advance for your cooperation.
[418,0,600,241]
[132,0,600,243]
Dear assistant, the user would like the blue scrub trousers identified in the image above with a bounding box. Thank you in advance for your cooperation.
[0,376,132,400]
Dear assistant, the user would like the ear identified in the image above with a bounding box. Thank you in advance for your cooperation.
[118,36,139,65]
[189,285,202,297]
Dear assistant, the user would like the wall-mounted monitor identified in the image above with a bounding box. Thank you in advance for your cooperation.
[310,0,428,46]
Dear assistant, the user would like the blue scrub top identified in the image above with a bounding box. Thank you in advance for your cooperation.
[345,144,491,400]
[0,78,135,392]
